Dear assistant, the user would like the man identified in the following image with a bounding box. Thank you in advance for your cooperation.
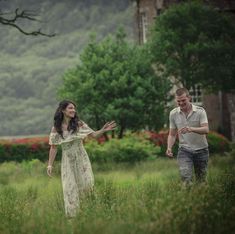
[166,87,209,185]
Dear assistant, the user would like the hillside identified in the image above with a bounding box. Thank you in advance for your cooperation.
[0,0,135,136]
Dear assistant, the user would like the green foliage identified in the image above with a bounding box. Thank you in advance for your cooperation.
[0,0,134,136]
[0,143,57,163]
[144,130,231,156]
[207,131,231,154]
[149,1,235,91]
[60,29,171,137]
[86,133,161,164]
[0,130,231,163]
[0,133,160,164]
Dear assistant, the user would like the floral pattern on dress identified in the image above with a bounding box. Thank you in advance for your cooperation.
[49,121,94,217]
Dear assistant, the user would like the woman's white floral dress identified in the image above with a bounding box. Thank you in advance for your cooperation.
[49,122,94,217]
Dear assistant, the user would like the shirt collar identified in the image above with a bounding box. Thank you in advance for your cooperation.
[192,104,197,112]
[177,103,196,113]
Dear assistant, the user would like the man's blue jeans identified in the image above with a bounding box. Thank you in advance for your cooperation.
[177,147,209,184]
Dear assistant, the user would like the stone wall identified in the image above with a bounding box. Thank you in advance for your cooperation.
[203,93,221,132]
[223,93,235,141]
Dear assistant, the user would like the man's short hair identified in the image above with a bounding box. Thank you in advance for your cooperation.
[175,87,190,97]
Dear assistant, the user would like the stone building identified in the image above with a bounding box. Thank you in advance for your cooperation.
[133,0,235,141]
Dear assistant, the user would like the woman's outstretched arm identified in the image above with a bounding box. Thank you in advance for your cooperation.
[90,121,116,138]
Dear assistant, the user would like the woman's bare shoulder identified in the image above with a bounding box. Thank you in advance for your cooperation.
[51,126,57,133]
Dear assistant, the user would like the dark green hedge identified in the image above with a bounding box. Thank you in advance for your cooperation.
[0,143,63,163]
[145,130,231,156]
[0,134,160,164]
[0,131,231,163]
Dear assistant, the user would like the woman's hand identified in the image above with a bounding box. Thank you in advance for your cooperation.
[47,165,53,177]
[101,121,117,132]
[90,121,117,139]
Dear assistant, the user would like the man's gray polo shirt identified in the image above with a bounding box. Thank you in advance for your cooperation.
[169,104,208,150]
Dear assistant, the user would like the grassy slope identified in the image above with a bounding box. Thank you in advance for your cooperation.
[0,0,135,136]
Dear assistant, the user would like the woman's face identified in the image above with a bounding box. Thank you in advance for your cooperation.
[63,103,76,119]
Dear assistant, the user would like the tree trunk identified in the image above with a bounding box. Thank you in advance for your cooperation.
[103,132,109,141]
[118,126,125,139]
[95,114,100,130]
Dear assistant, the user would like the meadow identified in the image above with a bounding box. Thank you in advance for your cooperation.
[0,149,235,234]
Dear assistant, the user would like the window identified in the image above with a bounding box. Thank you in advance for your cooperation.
[156,8,161,15]
[189,84,203,106]
[155,0,163,15]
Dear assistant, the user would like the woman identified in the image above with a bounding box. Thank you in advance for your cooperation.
[47,100,116,217]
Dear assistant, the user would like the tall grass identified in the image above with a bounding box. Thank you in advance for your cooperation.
[0,153,235,234]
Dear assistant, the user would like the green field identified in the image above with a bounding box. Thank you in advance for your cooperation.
[0,153,235,234]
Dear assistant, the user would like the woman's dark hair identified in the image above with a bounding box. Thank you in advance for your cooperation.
[54,100,79,138]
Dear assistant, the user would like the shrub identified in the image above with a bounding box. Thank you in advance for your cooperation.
[142,130,231,156]
[0,130,230,163]
[0,143,52,163]
[0,134,160,164]
[86,133,161,164]
[207,131,231,154]
[141,131,178,156]
[0,136,62,163]
[0,136,49,145]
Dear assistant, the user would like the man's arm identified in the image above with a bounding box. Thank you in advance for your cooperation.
[178,123,209,135]
[166,128,177,158]
[189,123,209,134]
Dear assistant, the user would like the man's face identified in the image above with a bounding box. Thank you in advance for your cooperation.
[175,93,191,111]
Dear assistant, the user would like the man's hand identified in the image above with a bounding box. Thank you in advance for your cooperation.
[166,148,174,158]
[178,126,192,134]
[47,165,53,177]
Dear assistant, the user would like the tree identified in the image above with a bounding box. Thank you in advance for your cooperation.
[59,29,171,138]
[149,1,235,92]
[0,0,54,37]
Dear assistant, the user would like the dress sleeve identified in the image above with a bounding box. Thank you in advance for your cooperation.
[78,121,95,139]
[49,132,62,145]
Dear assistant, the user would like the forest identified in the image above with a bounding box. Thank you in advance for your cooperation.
[0,0,135,136]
